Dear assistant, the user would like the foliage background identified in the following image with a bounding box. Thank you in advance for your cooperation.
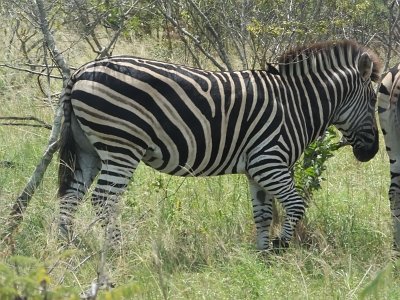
[0,0,399,298]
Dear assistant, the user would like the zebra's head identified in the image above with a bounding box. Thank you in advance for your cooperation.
[334,51,382,162]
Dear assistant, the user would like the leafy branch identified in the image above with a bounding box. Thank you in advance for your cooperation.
[294,127,340,202]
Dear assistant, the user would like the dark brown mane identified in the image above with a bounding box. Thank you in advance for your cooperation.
[278,40,382,82]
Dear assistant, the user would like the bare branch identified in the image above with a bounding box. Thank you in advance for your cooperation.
[0,116,52,130]
[185,0,233,71]
[98,2,139,58]
[384,2,400,71]
[0,63,63,79]
[4,0,70,244]
[36,0,70,84]
[158,2,227,71]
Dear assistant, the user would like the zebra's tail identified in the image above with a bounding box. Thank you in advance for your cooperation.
[58,77,79,197]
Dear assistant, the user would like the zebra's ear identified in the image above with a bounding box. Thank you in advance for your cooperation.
[358,52,373,81]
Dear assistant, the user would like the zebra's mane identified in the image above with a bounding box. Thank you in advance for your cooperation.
[277,40,382,82]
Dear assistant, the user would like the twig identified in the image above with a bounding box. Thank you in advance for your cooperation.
[0,63,63,79]
[0,116,52,130]
[6,138,60,235]
[0,123,51,129]
[347,265,373,298]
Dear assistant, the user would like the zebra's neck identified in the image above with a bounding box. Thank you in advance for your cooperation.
[279,69,343,155]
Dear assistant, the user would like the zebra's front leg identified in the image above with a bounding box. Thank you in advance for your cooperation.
[273,175,305,249]
[248,162,305,251]
[248,178,274,251]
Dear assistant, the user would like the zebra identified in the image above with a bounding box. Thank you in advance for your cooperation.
[58,40,382,251]
[377,63,400,251]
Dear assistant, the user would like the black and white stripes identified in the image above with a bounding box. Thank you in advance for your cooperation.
[58,40,381,251]
[377,64,400,250]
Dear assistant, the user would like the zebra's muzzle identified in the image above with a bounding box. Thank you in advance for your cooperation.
[352,136,379,162]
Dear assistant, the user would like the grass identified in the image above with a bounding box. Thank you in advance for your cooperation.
[0,32,399,299]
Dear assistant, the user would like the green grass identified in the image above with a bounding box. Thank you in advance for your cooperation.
[1,34,399,300]
[1,92,398,300]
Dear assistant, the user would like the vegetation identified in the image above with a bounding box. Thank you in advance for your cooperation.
[0,0,400,299]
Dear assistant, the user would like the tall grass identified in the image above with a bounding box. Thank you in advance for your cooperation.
[0,33,399,299]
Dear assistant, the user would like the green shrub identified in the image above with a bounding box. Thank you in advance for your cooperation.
[295,127,340,202]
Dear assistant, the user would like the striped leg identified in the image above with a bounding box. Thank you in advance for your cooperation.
[59,151,101,241]
[85,158,139,291]
[248,178,274,250]
[248,158,305,250]
[90,157,139,247]
[389,175,400,249]
[274,184,304,248]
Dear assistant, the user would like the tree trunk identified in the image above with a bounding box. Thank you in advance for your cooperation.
[3,0,70,243]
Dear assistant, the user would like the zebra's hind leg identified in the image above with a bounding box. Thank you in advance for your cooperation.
[87,158,138,291]
[90,158,139,250]
[59,151,101,244]
[248,178,274,251]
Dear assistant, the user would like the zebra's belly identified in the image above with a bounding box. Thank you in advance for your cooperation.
[142,146,247,176]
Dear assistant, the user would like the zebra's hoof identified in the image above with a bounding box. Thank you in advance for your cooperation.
[272,238,289,253]
[58,225,72,240]
[57,223,80,247]
[256,250,270,262]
